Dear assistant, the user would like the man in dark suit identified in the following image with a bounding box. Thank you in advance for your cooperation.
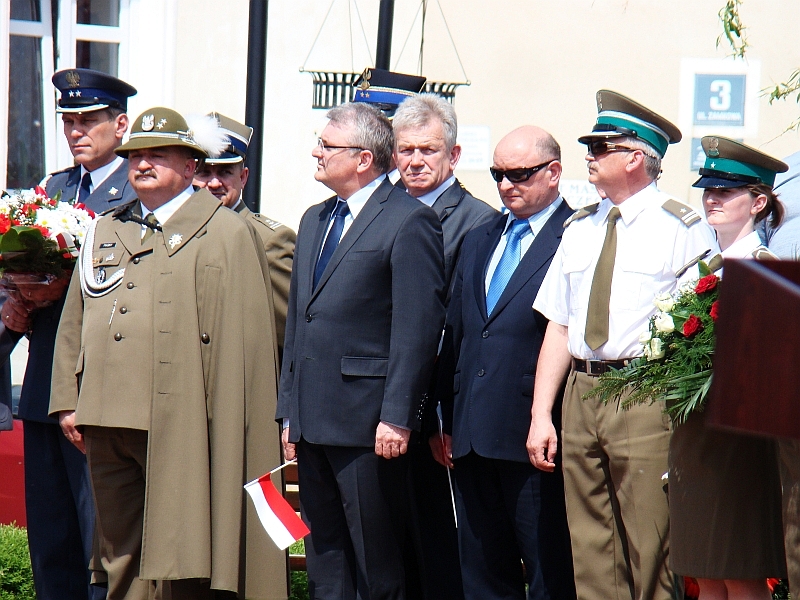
[434,126,576,600]
[0,68,137,600]
[277,102,446,600]
[391,93,497,600]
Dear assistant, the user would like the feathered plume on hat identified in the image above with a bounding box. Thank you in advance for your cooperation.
[184,114,229,159]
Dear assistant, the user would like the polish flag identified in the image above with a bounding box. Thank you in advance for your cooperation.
[245,461,310,550]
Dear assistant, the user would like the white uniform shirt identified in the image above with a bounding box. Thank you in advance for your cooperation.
[81,156,125,194]
[533,183,719,360]
[723,230,771,260]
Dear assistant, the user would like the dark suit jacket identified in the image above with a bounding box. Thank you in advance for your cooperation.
[16,160,135,423]
[430,180,497,292]
[277,177,446,447]
[437,200,573,463]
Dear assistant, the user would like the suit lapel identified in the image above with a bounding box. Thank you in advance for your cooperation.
[484,201,571,323]
[310,178,391,301]
[306,196,338,294]
[430,180,463,222]
[473,215,506,322]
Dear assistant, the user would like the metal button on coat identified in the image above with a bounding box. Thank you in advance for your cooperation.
[120,307,127,314]
[201,333,211,344]
[113,333,122,341]
[482,331,489,338]
[477,369,485,377]
[306,315,312,323]
[133,257,140,264]
[127,282,134,289]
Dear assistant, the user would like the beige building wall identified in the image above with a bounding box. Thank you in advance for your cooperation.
[159,0,800,229]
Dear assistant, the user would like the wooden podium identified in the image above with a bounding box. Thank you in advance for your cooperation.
[707,259,800,440]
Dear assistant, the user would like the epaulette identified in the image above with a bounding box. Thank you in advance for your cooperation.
[662,198,701,226]
[252,212,285,231]
[753,246,778,260]
[563,203,599,228]
[676,249,713,278]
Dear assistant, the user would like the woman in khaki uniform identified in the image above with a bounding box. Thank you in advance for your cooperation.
[669,136,787,600]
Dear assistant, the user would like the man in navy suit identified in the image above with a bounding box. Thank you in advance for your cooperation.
[0,68,136,600]
[433,126,576,600]
[277,102,445,600]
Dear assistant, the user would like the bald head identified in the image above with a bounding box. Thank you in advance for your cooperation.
[492,126,562,219]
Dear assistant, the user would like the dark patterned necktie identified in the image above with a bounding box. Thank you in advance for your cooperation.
[78,172,92,203]
[314,201,350,289]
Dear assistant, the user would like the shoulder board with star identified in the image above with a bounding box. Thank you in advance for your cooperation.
[753,246,778,260]
[563,203,599,228]
[252,213,285,231]
[662,198,701,226]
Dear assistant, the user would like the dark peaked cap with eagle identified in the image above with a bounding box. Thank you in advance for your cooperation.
[52,68,137,113]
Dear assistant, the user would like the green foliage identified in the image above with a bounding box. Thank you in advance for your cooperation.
[717,0,749,58]
[0,524,35,600]
[288,539,309,600]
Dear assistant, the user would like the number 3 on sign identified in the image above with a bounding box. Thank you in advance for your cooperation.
[709,79,732,111]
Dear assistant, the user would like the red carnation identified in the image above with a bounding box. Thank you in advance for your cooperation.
[684,577,700,599]
[709,301,719,322]
[682,314,703,337]
[0,214,10,235]
[75,203,96,218]
[694,274,718,294]
[33,225,50,237]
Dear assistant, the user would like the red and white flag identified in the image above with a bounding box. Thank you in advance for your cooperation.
[244,461,310,550]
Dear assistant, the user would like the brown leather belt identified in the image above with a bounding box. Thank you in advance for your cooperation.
[572,358,631,376]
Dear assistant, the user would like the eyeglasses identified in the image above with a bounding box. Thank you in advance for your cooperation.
[585,141,638,157]
[489,160,554,184]
[317,138,364,153]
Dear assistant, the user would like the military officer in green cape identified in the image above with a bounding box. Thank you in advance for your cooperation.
[50,107,287,600]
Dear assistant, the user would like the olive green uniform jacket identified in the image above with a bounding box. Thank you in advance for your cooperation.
[50,189,286,599]
[234,202,295,354]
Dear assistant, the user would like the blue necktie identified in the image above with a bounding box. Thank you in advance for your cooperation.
[78,172,92,203]
[486,219,530,315]
[314,200,351,289]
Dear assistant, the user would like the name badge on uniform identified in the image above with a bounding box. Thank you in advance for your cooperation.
[100,242,116,249]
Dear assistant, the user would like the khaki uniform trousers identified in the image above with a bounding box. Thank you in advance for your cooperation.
[779,438,800,593]
[561,371,675,600]
[85,427,235,600]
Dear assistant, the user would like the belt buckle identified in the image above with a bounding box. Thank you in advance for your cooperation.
[587,360,602,376]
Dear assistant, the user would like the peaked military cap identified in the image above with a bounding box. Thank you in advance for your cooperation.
[204,113,252,164]
[352,68,426,118]
[578,89,682,158]
[116,107,218,159]
[692,136,788,189]
[52,68,137,113]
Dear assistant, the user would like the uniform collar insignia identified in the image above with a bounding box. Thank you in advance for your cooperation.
[168,233,183,249]
[109,186,119,195]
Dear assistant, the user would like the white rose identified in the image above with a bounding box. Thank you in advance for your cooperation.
[653,292,675,313]
[639,329,652,345]
[648,337,665,360]
[654,312,675,334]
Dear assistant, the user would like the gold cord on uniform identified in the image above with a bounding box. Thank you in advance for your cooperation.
[585,206,620,350]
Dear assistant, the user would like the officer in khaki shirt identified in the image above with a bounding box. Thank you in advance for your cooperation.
[193,112,295,352]
[51,107,286,600]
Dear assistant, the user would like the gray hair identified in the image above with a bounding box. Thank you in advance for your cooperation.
[536,132,561,162]
[326,103,394,173]
[392,93,458,152]
[623,137,662,180]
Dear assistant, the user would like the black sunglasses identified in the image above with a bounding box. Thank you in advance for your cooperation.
[585,140,637,157]
[489,160,554,184]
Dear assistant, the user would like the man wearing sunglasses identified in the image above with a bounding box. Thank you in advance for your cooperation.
[529,91,717,600]
[391,93,497,600]
[434,125,576,599]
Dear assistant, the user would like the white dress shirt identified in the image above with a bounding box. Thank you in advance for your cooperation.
[534,183,719,360]
[318,175,386,258]
[484,196,563,293]
[414,175,456,208]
